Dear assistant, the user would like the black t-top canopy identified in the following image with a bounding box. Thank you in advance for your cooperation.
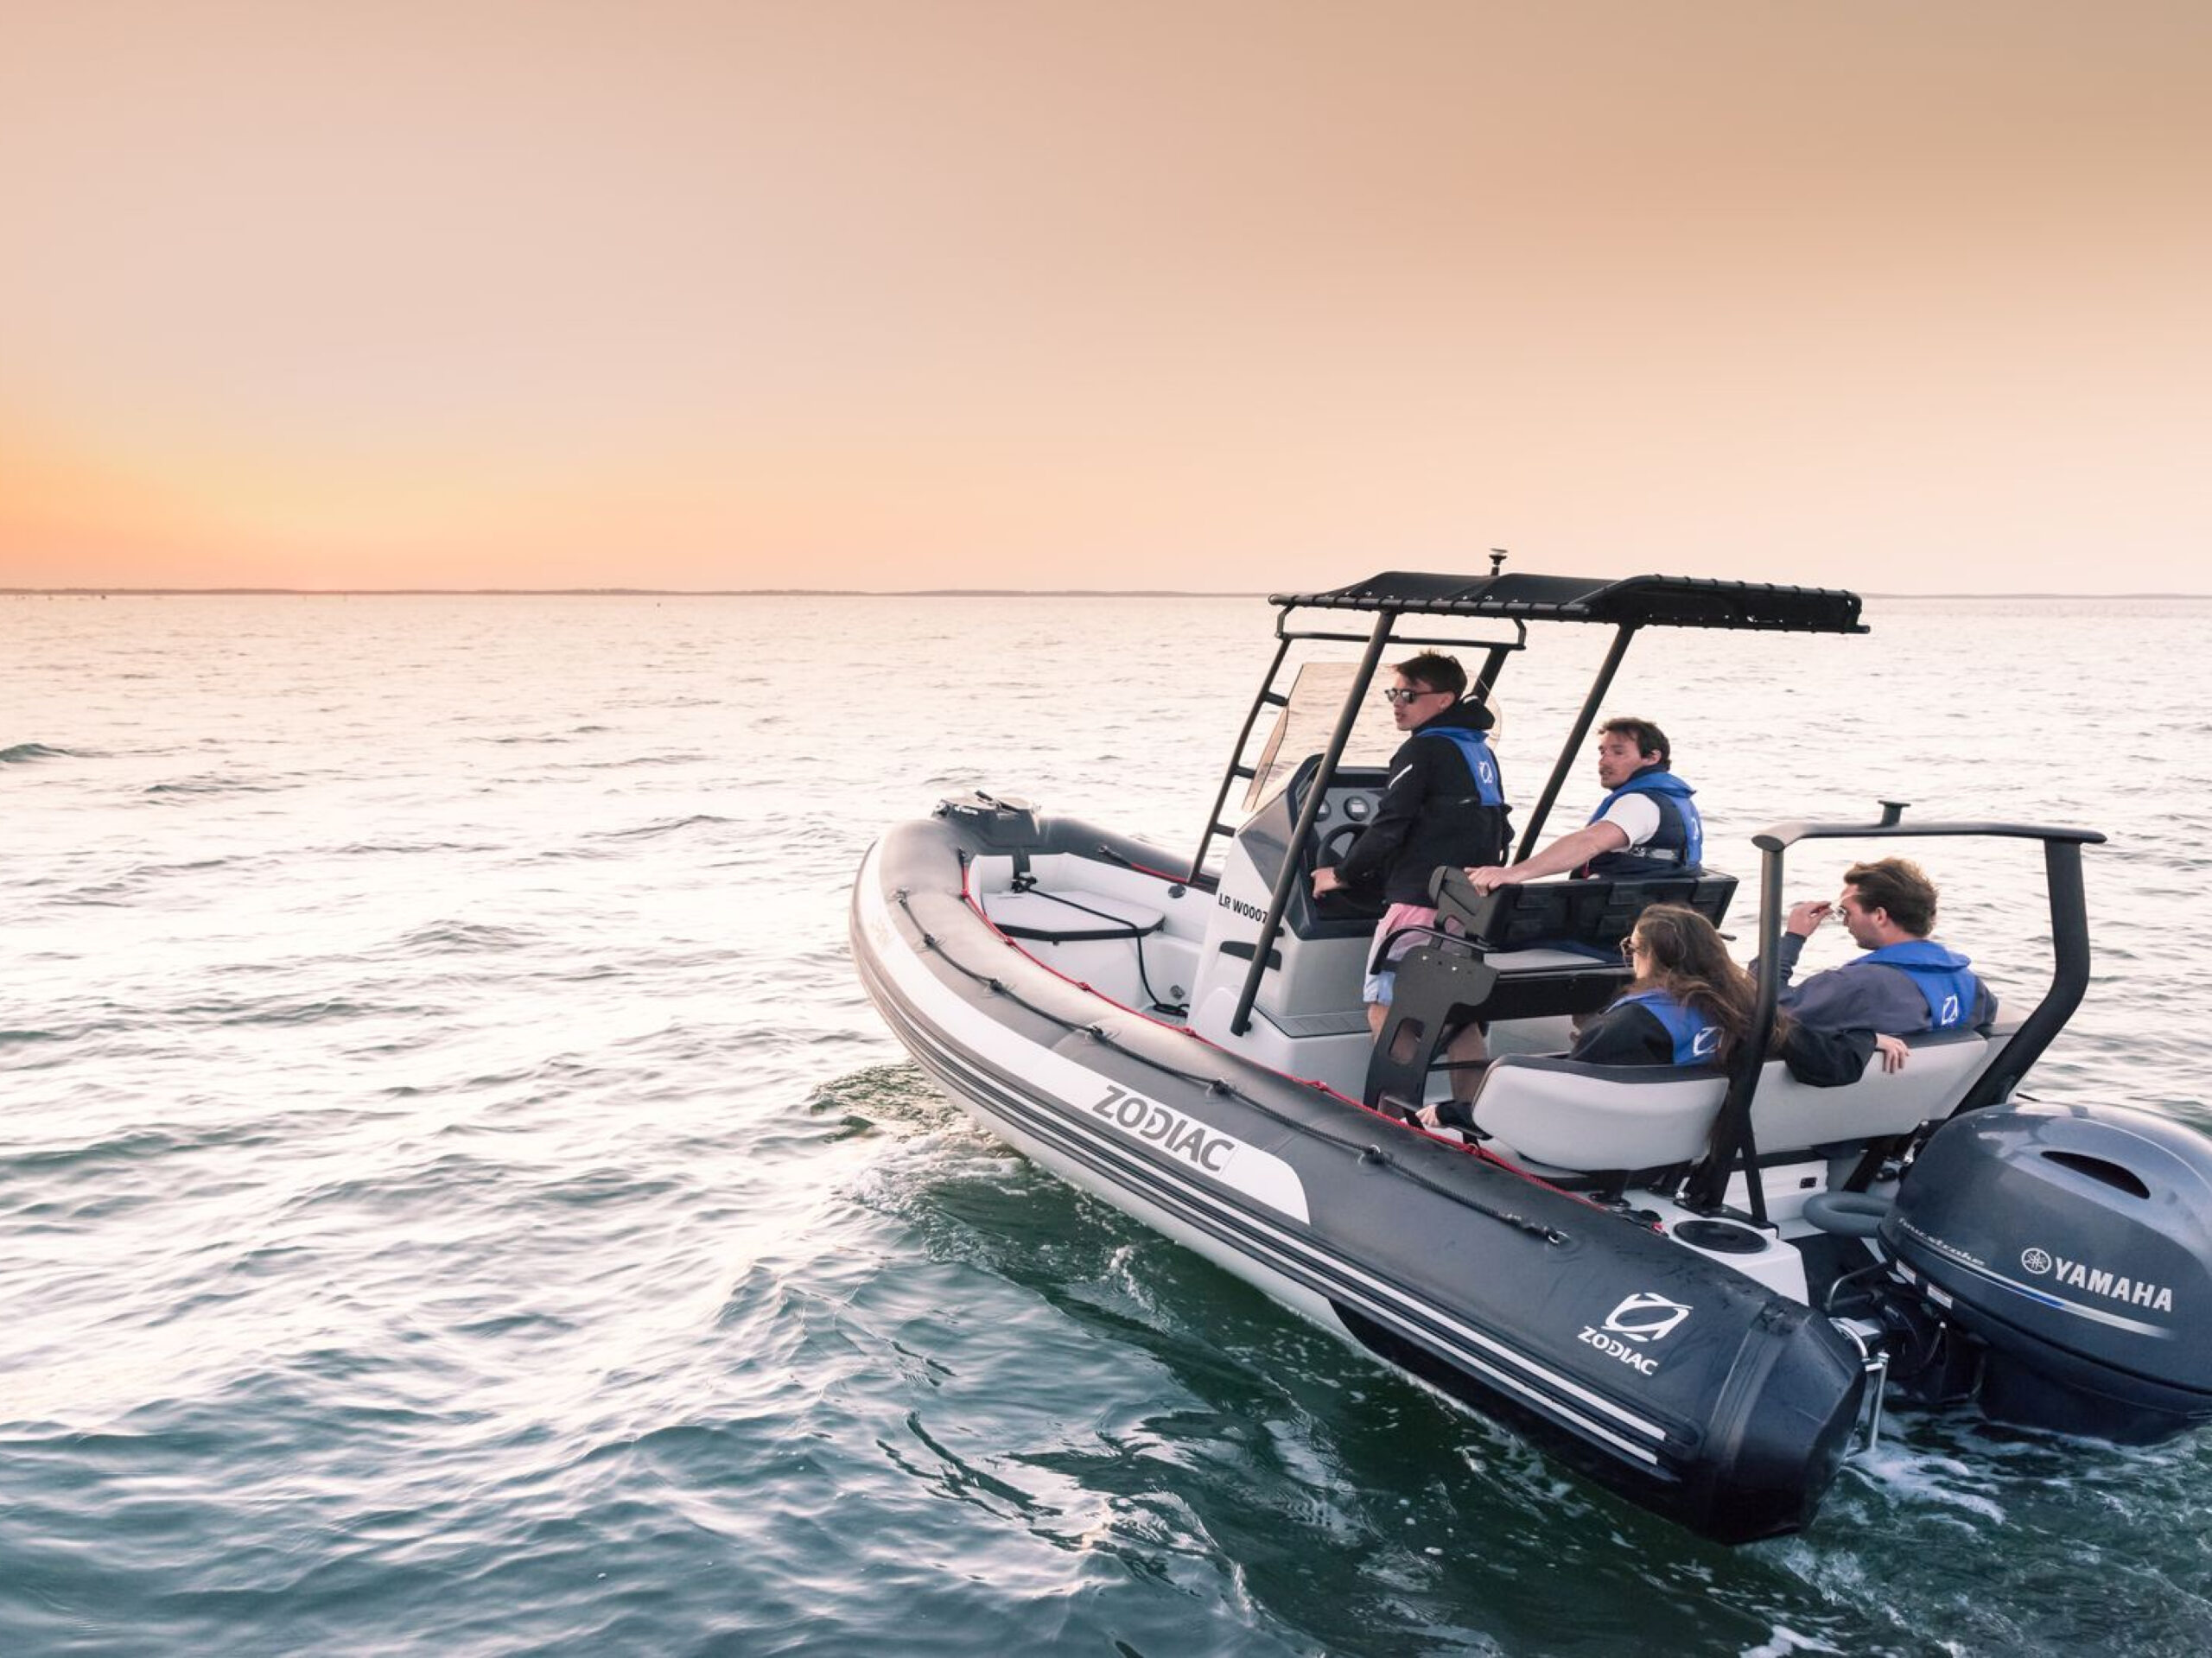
[1273,570,1866,634]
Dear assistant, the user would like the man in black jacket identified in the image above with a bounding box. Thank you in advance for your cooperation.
[1312,652,1512,1096]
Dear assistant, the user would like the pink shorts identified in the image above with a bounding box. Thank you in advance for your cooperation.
[1364,902,1457,1004]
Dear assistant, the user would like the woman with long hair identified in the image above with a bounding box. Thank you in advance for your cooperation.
[1573,902,1759,1066]
[1573,903,1907,1075]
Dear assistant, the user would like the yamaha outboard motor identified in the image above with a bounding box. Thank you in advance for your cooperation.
[1881,1102,2212,1441]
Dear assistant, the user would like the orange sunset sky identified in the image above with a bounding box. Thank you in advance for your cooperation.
[3,1,2207,594]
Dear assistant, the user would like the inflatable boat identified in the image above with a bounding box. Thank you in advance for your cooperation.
[850,566,2212,1542]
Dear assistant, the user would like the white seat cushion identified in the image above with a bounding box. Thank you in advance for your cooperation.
[1472,1030,2009,1173]
[1471,1058,1727,1171]
[1751,1031,1998,1153]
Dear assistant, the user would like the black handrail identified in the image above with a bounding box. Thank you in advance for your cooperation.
[1186,632,1294,882]
[1687,805,2108,1212]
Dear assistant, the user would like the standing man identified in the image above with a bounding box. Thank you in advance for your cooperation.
[1311,652,1511,1090]
[1771,857,1996,1032]
[1463,716,1701,894]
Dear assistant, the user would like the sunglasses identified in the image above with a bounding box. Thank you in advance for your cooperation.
[1618,937,1648,961]
[1381,687,1445,705]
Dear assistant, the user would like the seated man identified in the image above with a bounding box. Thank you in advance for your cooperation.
[1463,716,1701,895]
[1310,650,1510,1101]
[1770,856,1996,1033]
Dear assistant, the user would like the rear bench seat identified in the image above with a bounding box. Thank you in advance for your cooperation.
[1467,1058,1729,1170]
[1468,1028,2007,1174]
[1750,1028,2008,1153]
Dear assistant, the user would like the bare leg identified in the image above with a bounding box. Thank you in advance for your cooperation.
[1445,1022,1490,1102]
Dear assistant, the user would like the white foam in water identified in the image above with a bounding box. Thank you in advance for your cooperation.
[1742,1625,1847,1658]
[1846,1443,2009,1525]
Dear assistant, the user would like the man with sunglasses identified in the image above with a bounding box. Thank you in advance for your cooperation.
[1768,856,1996,1034]
[1311,652,1512,1093]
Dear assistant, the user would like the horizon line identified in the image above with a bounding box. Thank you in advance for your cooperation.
[3,586,1248,598]
[7,586,2212,600]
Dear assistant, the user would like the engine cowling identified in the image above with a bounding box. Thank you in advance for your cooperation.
[1882,1102,2212,1441]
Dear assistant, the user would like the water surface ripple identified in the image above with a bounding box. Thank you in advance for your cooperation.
[3,593,2206,1655]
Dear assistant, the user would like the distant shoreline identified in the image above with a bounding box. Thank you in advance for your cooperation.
[6,588,2209,600]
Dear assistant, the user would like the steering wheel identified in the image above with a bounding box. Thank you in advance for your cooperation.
[1309,821,1384,918]
[1314,823,1363,871]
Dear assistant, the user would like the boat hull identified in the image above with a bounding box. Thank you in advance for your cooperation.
[851,806,1867,1543]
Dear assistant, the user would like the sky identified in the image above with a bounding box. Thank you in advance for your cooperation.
[3,0,2208,594]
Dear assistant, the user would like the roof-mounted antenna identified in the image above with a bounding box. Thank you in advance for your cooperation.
[1489,548,1508,576]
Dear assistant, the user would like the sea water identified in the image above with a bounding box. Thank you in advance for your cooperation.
[3,591,2208,1656]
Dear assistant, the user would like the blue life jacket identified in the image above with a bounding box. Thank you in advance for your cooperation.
[1616,989,1726,1065]
[1414,726,1507,805]
[1858,941,1984,1031]
[1585,767,1703,876]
